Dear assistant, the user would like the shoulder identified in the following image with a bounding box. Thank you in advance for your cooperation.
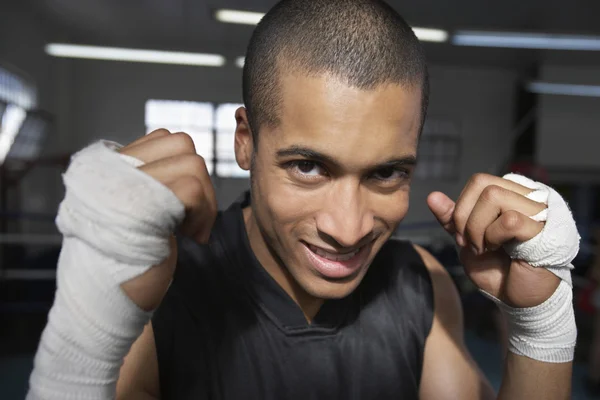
[415,244,496,399]
[412,244,463,337]
[412,244,459,307]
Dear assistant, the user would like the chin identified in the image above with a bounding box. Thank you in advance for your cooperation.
[303,278,364,300]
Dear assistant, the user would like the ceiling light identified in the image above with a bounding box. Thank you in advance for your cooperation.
[215,9,264,25]
[235,57,245,68]
[453,31,600,51]
[526,82,600,97]
[412,28,448,43]
[215,9,447,43]
[45,44,226,66]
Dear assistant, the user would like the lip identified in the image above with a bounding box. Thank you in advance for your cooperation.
[302,241,372,279]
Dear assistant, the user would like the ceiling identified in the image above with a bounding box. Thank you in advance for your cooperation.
[17,0,600,70]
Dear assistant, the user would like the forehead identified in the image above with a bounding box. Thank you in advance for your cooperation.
[264,72,422,166]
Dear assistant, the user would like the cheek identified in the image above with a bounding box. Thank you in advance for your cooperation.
[266,185,318,226]
[252,171,312,234]
[372,190,410,228]
[256,167,319,226]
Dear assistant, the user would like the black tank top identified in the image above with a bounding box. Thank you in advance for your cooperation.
[152,193,434,400]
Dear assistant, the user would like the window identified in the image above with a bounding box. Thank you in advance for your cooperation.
[145,100,248,178]
[6,110,51,161]
[145,100,215,174]
[0,104,27,163]
[0,66,39,164]
[0,65,37,110]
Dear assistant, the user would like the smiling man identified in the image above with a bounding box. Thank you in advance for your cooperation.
[27,1,578,400]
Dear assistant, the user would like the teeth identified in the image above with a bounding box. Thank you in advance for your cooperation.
[309,244,360,261]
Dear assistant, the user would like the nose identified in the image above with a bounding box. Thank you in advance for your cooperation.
[315,183,374,248]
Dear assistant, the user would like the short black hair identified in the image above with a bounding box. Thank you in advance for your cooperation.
[242,0,429,140]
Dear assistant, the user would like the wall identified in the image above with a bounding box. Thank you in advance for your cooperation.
[67,61,243,148]
[0,4,54,112]
[407,66,518,226]
[537,65,600,177]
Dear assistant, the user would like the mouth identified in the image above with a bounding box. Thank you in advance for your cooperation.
[301,240,372,280]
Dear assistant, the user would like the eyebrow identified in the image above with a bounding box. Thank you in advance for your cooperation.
[276,145,418,170]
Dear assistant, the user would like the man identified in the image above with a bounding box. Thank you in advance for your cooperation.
[28,1,579,399]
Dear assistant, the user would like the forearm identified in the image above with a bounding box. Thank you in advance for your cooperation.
[27,141,183,399]
[498,353,572,400]
[28,239,153,399]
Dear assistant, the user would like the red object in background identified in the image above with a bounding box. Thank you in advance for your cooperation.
[508,161,549,184]
[578,281,598,315]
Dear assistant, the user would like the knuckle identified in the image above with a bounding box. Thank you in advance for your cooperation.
[480,185,503,203]
[149,128,171,137]
[501,210,522,231]
[170,132,197,153]
[183,154,208,177]
[469,173,492,188]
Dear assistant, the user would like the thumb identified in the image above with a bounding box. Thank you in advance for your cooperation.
[427,191,456,234]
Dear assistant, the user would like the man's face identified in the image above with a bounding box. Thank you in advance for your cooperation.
[236,72,422,301]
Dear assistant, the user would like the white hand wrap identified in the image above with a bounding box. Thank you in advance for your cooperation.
[479,174,579,363]
[27,141,184,399]
[502,173,580,286]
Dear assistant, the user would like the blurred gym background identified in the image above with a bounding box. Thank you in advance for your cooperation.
[1,0,599,398]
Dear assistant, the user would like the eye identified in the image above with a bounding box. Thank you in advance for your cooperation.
[288,160,327,178]
[372,167,409,182]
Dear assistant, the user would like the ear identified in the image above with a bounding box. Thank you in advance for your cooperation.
[234,107,254,171]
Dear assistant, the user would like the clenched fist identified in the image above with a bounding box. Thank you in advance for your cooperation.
[427,173,560,308]
[119,129,217,311]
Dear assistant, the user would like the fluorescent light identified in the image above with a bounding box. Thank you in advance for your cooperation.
[526,82,600,97]
[215,9,264,25]
[235,56,245,68]
[215,9,447,43]
[453,31,600,51]
[412,28,448,43]
[45,44,226,66]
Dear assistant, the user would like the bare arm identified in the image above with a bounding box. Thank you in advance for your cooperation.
[498,353,571,400]
[116,323,161,400]
[416,245,572,400]
[416,245,496,400]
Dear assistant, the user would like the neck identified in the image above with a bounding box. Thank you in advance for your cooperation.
[243,206,323,322]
